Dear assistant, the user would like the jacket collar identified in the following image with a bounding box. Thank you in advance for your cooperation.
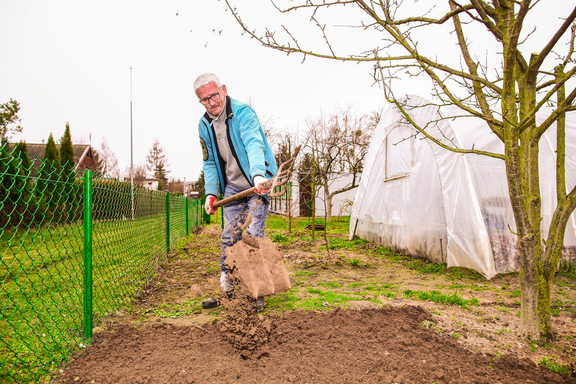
[225,95,233,118]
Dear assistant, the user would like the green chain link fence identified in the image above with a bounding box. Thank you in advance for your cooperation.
[0,144,205,383]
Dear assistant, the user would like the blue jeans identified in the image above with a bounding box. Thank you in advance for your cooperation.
[220,183,269,272]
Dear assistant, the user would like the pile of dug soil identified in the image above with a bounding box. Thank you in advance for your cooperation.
[55,305,574,384]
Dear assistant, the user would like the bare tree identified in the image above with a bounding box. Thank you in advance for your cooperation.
[304,106,376,222]
[225,0,576,338]
[94,139,120,179]
[247,95,280,148]
[132,163,149,187]
[273,128,301,231]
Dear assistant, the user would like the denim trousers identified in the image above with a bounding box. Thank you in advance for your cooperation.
[220,183,269,272]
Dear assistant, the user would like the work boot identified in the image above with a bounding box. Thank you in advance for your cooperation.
[253,296,266,313]
[201,297,220,309]
[202,289,235,309]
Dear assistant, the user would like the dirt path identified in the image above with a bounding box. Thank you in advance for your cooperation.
[55,225,576,384]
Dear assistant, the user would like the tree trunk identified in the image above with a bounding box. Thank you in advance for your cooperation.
[505,132,555,338]
[517,237,553,338]
[325,192,333,223]
[506,124,557,338]
[288,182,292,233]
[311,148,316,239]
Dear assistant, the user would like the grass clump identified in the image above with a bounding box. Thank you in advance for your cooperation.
[538,355,573,376]
[405,259,445,274]
[293,270,315,277]
[403,289,479,307]
[446,267,484,281]
[347,258,362,267]
[266,289,299,312]
[272,233,289,243]
[300,288,378,310]
[326,237,370,250]
[557,260,576,281]
[319,281,342,288]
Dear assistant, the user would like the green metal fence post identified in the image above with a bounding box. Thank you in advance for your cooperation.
[185,197,189,236]
[166,191,171,254]
[83,170,93,342]
[196,198,200,226]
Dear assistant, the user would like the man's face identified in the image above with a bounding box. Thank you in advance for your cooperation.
[197,82,227,116]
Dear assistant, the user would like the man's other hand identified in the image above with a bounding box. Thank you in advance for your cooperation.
[205,195,217,215]
[253,176,270,195]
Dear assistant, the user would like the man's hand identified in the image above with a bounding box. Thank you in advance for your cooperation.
[253,176,270,195]
[205,195,217,215]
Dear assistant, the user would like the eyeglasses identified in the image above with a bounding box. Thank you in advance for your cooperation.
[199,91,221,105]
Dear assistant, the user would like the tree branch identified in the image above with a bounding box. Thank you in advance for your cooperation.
[391,98,505,160]
[528,5,576,72]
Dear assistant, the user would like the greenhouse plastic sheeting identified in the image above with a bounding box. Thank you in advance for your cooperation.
[350,95,576,279]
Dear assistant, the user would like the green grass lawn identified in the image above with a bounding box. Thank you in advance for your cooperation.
[0,208,201,384]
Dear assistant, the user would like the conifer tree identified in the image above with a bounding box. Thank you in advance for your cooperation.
[60,123,76,205]
[196,168,205,195]
[0,146,23,205]
[13,141,30,174]
[146,140,170,187]
[38,133,61,206]
[11,141,32,203]
[60,123,74,168]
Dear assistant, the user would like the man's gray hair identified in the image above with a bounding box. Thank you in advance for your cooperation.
[193,73,223,94]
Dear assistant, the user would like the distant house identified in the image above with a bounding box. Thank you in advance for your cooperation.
[7,142,96,177]
[141,178,159,191]
[123,177,159,191]
[183,181,200,198]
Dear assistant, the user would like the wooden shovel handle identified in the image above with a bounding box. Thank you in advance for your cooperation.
[212,188,256,209]
[211,175,284,209]
[212,183,267,209]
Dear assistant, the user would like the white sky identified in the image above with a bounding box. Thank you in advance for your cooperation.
[1,1,572,182]
[0,0,387,182]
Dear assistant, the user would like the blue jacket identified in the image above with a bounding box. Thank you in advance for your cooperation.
[198,96,278,198]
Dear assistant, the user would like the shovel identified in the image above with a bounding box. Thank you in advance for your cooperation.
[212,144,302,209]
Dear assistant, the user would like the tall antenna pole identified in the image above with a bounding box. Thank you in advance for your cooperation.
[130,66,135,220]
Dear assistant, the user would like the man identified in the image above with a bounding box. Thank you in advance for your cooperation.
[194,73,278,311]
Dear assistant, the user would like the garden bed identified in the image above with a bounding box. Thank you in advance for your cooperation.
[55,218,576,383]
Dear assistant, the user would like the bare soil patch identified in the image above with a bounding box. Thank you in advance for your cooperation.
[55,224,576,384]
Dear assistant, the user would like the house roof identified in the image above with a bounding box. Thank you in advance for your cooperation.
[6,142,96,176]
